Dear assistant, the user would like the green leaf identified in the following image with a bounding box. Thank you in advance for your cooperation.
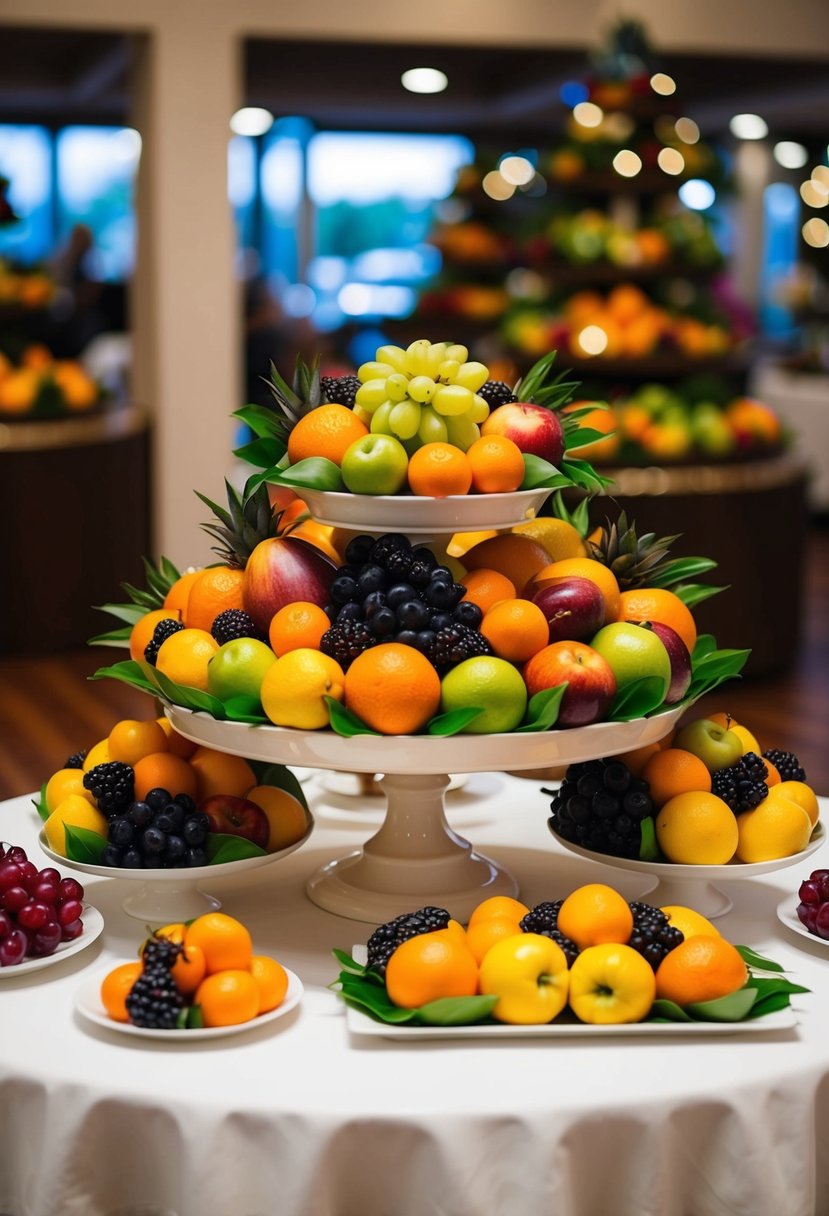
[232,402,283,438]
[519,453,570,491]
[325,697,380,737]
[93,602,147,626]
[648,998,694,1022]
[206,834,268,864]
[691,633,718,663]
[686,987,758,1021]
[33,782,49,823]
[63,824,108,864]
[186,1004,205,1029]
[674,583,727,609]
[747,976,809,999]
[415,994,499,1026]
[147,668,227,717]
[515,684,566,732]
[426,707,485,736]
[87,627,132,647]
[253,764,310,815]
[609,676,666,722]
[564,427,615,452]
[89,659,159,697]
[266,457,345,492]
[233,436,285,469]
[746,991,797,1019]
[222,695,269,724]
[736,945,785,974]
[646,557,718,589]
[332,948,368,976]
[687,649,751,702]
[638,816,660,861]
[335,971,417,1023]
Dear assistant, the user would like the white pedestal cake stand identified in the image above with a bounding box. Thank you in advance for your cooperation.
[165,705,685,922]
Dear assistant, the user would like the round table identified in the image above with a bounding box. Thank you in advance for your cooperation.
[1,776,827,1216]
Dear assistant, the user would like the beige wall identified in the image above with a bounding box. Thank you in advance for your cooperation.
[1,0,827,563]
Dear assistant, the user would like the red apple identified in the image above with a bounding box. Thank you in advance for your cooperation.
[481,402,565,466]
[532,577,605,643]
[523,640,617,728]
[243,536,337,635]
[201,795,270,849]
[644,621,692,704]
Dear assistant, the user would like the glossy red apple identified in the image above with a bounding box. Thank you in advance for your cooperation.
[481,402,565,466]
[645,621,692,704]
[201,795,270,849]
[523,640,617,728]
[532,577,605,643]
[243,536,337,635]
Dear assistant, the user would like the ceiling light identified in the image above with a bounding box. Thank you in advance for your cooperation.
[229,107,274,136]
[612,150,642,177]
[729,114,768,140]
[650,73,676,96]
[401,68,448,94]
[679,179,716,210]
[773,141,808,169]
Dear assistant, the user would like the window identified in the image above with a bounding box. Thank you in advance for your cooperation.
[0,124,52,263]
[56,126,140,281]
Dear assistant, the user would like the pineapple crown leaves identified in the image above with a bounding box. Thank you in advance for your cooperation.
[195,480,278,569]
[262,353,323,440]
[548,489,594,539]
[89,555,182,646]
[513,350,581,415]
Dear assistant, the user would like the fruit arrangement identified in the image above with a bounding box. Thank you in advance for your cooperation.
[549,711,820,866]
[0,842,86,966]
[333,886,805,1027]
[0,343,101,416]
[796,869,829,941]
[37,716,310,867]
[0,258,54,310]
[98,913,293,1030]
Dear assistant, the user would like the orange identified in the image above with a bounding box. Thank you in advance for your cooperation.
[195,970,261,1027]
[655,935,748,1007]
[129,608,181,664]
[385,929,479,1009]
[100,961,142,1023]
[163,569,202,622]
[480,598,550,663]
[149,925,206,994]
[269,601,331,656]
[461,534,552,594]
[155,628,219,692]
[467,896,531,928]
[466,916,525,964]
[246,785,309,852]
[607,282,649,323]
[557,883,634,951]
[563,403,620,464]
[188,746,257,801]
[185,912,253,974]
[344,643,441,735]
[466,434,525,494]
[156,716,198,759]
[285,520,343,565]
[22,343,52,372]
[764,760,781,786]
[107,718,168,767]
[641,748,712,808]
[530,558,620,625]
[618,741,661,777]
[287,404,368,466]
[407,442,473,498]
[460,569,517,614]
[250,955,290,1013]
[132,752,198,802]
[617,587,697,653]
[185,566,245,633]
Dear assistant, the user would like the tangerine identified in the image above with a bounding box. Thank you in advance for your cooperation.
[268,601,331,656]
[196,969,261,1027]
[557,883,634,951]
[185,913,253,974]
[186,566,245,633]
[530,558,620,625]
[129,608,181,664]
[467,895,531,928]
[407,442,473,498]
[466,916,524,964]
[188,746,257,801]
[156,716,198,759]
[344,643,441,735]
[384,929,479,1009]
[107,718,169,767]
[654,935,748,1007]
[480,598,550,663]
[655,791,738,864]
[132,752,198,803]
[163,569,202,623]
[155,628,219,692]
[250,955,290,1013]
[100,961,142,1022]
[287,404,368,466]
[466,434,525,494]
[462,534,552,594]
[617,587,697,653]
[459,568,517,614]
[641,748,712,807]
[149,925,206,994]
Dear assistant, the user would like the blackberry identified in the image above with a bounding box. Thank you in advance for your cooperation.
[83,761,135,817]
[369,534,410,568]
[711,753,769,814]
[478,380,517,409]
[344,535,374,566]
[321,374,361,409]
[320,619,375,669]
[125,935,185,1029]
[763,748,807,784]
[64,749,87,770]
[143,617,184,666]
[519,901,579,966]
[429,624,493,671]
[548,758,650,859]
[366,906,451,976]
[211,609,262,646]
[628,901,684,969]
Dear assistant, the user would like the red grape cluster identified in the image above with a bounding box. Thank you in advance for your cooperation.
[796,869,829,940]
[0,842,85,966]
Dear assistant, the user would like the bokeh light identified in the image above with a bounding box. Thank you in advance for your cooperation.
[773,141,808,169]
[230,107,274,136]
[729,114,768,140]
[482,170,515,200]
[573,102,604,128]
[401,68,448,94]
[800,180,828,208]
[674,118,700,145]
[499,155,535,186]
[577,326,609,356]
[679,179,716,210]
[650,74,676,96]
[802,217,829,247]
[658,148,685,175]
[612,150,642,177]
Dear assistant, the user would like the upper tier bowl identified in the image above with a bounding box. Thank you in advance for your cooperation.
[297,487,553,533]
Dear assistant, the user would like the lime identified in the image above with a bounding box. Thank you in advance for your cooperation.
[440,656,527,735]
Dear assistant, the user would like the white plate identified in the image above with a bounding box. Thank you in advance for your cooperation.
[298,487,553,533]
[75,961,303,1040]
[776,893,829,949]
[165,704,686,776]
[0,904,104,978]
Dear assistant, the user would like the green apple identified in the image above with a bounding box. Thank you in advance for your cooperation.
[207,638,277,702]
[478,933,569,1024]
[589,621,670,699]
[440,656,527,734]
[341,434,409,495]
[673,717,744,773]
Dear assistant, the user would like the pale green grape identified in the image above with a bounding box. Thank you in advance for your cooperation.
[445,344,469,364]
[385,373,410,402]
[407,375,436,403]
[453,361,489,393]
[358,361,396,383]
[432,384,475,416]
[436,359,460,383]
[370,401,395,434]
[375,344,407,373]
[404,339,433,378]
[426,342,449,378]
[468,394,490,424]
[444,413,480,451]
[353,405,373,426]
[417,405,449,445]
[389,399,422,440]
[355,379,391,411]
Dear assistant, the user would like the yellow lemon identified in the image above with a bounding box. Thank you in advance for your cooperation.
[774,781,820,828]
[511,517,588,562]
[43,794,108,857]
[246,785,309,852]
[156,628,219,692]
[655,792,738,865]
[260,648,345,730]
[82,738,111,772]
[735,795,812,863]
[660,905,721,940]
[45,768,96,814]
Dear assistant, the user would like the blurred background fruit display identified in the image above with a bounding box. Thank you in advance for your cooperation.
[0,342,102,418]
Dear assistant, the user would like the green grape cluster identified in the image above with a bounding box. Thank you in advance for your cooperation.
[354,340,491,452]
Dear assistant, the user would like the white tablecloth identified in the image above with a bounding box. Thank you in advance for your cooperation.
[1,775,828,1216]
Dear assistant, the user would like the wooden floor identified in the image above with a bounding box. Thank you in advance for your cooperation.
[1,526,827,800]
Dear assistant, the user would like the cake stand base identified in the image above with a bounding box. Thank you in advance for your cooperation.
[638,877,733,919]
[305,773,518,923]
[121,882,222,922]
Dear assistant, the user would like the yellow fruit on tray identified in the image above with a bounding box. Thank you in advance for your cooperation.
[260,648,345,730]
[155,628,219,692]
[479,933,570,1024]
[660,906,721,941]
[774,780,820,828]
[655,791,739,864]
[45,768,96,814]
[43,794,108,856]
[246,784,309,852]
[568,943,655,1025]
[735,793,812,863]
